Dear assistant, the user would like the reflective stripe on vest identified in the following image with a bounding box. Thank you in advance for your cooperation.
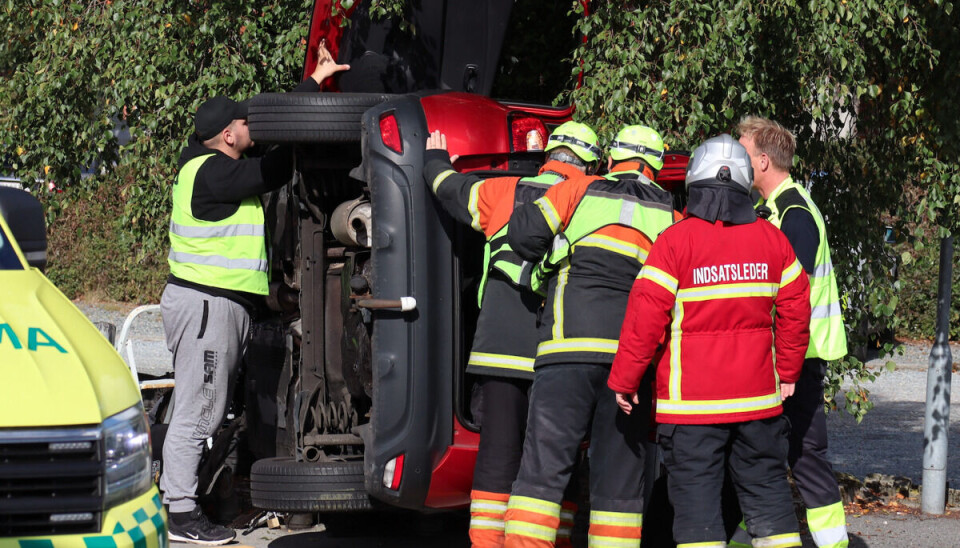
[531,173,674,294]
[467,351,536,374]
[476,172,565,305]
[761,178,848,360]
[168,154,269,295]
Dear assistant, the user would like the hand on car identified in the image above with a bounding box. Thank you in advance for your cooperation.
[615,391,638,415]
[780,382,795,400]
[426,130,447,151]
[310,39,350,84]
[426,130,459,162]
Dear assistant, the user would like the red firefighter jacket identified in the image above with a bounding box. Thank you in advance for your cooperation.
[608,215,811,424]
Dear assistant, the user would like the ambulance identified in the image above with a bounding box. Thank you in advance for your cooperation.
[0,187,167,548]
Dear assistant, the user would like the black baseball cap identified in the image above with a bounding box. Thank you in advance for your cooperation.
[194,96,248,141]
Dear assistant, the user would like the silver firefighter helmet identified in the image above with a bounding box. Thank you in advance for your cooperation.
[685,134,753,194]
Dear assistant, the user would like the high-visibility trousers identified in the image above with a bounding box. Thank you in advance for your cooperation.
[658,417,801,548]
[504,363,650,548]
[782,358,848,548]
[470,376,578,548]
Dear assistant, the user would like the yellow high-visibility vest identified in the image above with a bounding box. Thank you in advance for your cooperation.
[168,154,269,295]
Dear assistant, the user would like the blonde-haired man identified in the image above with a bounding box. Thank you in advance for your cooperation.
[736,116,849,548]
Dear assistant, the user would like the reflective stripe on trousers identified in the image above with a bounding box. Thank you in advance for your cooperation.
[504,495,561,548]
[806,501,848,548]
[588,509,642,547]
[471,490,509,547]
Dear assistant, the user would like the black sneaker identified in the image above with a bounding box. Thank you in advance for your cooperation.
[168,507,236,546]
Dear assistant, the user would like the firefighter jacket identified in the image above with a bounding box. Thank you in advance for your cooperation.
[608,215,812,425]
[424,152,584,379]
[508,162,678,367]
[759,177,848,361]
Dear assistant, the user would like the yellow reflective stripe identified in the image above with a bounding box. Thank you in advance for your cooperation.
[806,502,848,547]
[168,251,268,272]
[677,282,779,302]
[471,499,508,513]
[812,260,834,279]
[669,301,684,400]
[676,542,726,547]
[431,169,456,193]
[169,221,265,238]
[538,338,619,355]
[468,352,535,372]
[504,521,556,541]
[504,496,560,540]
[655,392,782,415]
[781,259,803,287]
[552,266,569,340]
[640,265,678,294]
[470,517,506,530]
[576,234,649,261]
[752,532,802,547]
[508,495,561,515]
[587,535,642,547]
[808,525,848,548]
[811,300,843,319]
[535,196,563,233]
[468,182,483,231]
[589,510,642,527]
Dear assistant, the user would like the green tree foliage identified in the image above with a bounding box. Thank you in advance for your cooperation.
[0,0,311,299]
[564,0,959,420]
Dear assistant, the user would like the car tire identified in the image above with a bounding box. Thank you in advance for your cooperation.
[250,457,374,512]
[247,93,395,143]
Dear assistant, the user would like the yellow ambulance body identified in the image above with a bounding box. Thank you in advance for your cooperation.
[0,188,167,548]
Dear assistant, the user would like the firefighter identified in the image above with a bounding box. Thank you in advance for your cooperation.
[609,134,811,548]
[502,125,679,548]
[730,116,849,548]
[423,120,601,547]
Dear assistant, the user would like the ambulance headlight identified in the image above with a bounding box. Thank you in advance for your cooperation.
[102,404,152,507]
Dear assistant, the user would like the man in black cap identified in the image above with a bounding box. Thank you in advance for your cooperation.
[161,41,348,545]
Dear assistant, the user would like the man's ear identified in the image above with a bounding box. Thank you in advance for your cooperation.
[221,127,235,148]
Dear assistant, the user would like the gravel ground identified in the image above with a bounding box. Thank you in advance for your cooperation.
[828,341,960,488]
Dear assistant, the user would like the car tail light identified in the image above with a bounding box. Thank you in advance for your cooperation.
[510,115,547,153]
[380,112,402,154]
[383,454,404,490]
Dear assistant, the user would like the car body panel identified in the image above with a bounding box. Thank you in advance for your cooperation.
[354,94,458,509]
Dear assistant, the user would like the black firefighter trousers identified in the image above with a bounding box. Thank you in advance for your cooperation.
[658,416,799,545]
[782,358,844,510]
[512,363,651,515]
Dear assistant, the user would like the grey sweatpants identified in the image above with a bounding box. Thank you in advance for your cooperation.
[159,284,250,513]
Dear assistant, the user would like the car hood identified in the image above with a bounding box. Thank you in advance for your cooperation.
[0,270,140,428]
